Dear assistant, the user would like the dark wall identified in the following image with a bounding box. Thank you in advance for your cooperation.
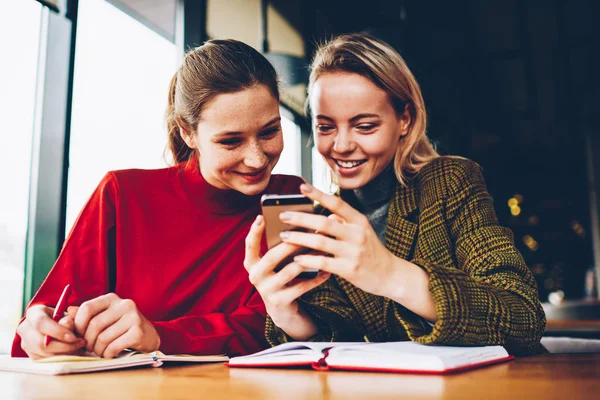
[273,0,600,300]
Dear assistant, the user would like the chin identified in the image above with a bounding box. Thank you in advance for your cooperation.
[336,175,368,190]
[235,179,270,196]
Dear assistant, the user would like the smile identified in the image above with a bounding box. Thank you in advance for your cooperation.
[334,159,367,168]
[234,167,268,183]
[236,169,265,176]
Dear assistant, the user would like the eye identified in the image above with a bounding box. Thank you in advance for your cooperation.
[219,138,243,147]
[356,123,377,132]
[259,127,280,139]
[316,124,335,135]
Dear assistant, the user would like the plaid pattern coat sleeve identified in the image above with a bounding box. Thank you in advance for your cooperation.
[266,157,546,355]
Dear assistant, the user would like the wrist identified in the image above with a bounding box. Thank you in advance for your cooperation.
[142,320,161,352]
[267,302,301,329]
[151,328,161,351]
[381,255,410,301]
[269,303,318,341]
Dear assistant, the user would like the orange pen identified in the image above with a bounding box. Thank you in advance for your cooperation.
[44,284,72,346]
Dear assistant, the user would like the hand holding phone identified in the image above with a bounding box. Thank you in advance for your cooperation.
[261,194,319,279]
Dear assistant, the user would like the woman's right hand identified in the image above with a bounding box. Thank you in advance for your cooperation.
[17,304,87,360]
[244,215,330,336]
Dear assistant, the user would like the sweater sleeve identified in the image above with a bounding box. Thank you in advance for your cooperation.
[265,276,366,346]
[393,161,546,355]
[151,290,268,356]
[11,173,118,357]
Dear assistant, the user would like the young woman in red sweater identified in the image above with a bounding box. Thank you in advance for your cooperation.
[13,39,319,359]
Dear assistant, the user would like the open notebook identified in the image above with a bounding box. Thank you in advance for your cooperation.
[227,342,513,374]
[0,351,228,375]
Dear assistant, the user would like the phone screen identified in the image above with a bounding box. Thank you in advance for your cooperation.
[261,194,314,249]
[260,194,318,279]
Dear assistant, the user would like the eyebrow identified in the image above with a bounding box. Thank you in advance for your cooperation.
[214,117,281,138]
[315,113,381,124]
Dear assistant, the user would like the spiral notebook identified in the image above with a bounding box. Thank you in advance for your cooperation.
[0,351,228,375]
[227,341,513,375]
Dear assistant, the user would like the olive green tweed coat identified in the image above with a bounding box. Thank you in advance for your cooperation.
[266,157,546,355]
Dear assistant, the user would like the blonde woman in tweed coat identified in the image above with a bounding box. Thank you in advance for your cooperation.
[244,33,546,355]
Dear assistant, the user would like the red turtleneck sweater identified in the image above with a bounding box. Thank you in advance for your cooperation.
[12,161,303,357]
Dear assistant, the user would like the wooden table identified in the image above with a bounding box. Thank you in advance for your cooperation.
[545,319,600,338]
[1,354,599,400]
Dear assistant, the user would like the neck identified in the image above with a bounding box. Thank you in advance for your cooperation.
[178,156,262,215]
[350,162,396,212]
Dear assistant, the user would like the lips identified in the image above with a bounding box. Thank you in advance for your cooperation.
[331,158,367,178]
[334,159,367,168]
[235,167,268,183]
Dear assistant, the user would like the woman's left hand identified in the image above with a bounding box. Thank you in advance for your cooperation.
[279,183,399,298]
[68,293,161,358]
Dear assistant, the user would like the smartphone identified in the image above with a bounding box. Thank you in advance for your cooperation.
[261,194,319,279]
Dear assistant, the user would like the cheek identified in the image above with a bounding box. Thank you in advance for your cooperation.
[201,150,239,174]
[263,137,284,157]
[315,135,334,155]
[359,131,398,157]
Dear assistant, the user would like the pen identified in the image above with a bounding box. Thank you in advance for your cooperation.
[44,284,72,346]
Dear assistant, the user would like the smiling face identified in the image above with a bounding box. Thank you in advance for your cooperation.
[183,84,283,195]
[309,72,411,190]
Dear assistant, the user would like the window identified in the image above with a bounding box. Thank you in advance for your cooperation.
[0,0,43,353]
[65,0,178,232]
[312,146,333,193]
[272,109,302,177]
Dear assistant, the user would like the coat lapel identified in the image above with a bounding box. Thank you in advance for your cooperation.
[381,179,424,341]
[384,179,419,261]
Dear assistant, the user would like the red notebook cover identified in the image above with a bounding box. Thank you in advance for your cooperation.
[227,342,514,375]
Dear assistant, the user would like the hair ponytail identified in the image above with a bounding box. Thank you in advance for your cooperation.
[165,73,194,164]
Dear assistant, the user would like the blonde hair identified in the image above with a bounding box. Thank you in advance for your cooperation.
[308,33,439,186]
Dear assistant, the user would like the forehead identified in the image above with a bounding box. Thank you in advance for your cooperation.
[310,72,392,118]
[199,85,279,132]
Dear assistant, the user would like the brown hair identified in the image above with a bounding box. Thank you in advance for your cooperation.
[166,39,280,164]
[308,33,439,186]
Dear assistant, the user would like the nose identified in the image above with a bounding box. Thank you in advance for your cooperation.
[333,129,355,154]
[244,141,268,169]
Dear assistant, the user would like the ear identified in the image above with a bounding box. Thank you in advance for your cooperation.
[177,118,197,149]
[397,104,412,138]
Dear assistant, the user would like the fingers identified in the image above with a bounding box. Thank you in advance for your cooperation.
[270,262,307,288]
[300,183,367,225]
[279,212,350,240]
[58,314,75,331]
[74,293,119,336]
[18,318,85,359]
[102,327,142,359]
[244,215,265,271]
[67,306,79,320]
[282,271,331,301]
[293,254,347,277]
[280,231,346,256]
[263,271,329,316]
[83,307,123,353]
[26,305,78,343]
[45,336,87,355]
[248,242,303,285]
[92,316,130,358]
[328,214,345,224]
[18,321,49,358]
[265,263,329,304]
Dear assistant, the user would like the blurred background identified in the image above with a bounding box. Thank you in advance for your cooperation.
[0,0,598,353]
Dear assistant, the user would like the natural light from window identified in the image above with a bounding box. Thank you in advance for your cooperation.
[65,0,178,232]
[0,0,42,354]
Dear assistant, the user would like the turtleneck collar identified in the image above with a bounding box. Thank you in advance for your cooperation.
[343,161,397,212]
[177,156,262,215]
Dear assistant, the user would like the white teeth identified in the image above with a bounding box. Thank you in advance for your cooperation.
[335,159,365,168]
